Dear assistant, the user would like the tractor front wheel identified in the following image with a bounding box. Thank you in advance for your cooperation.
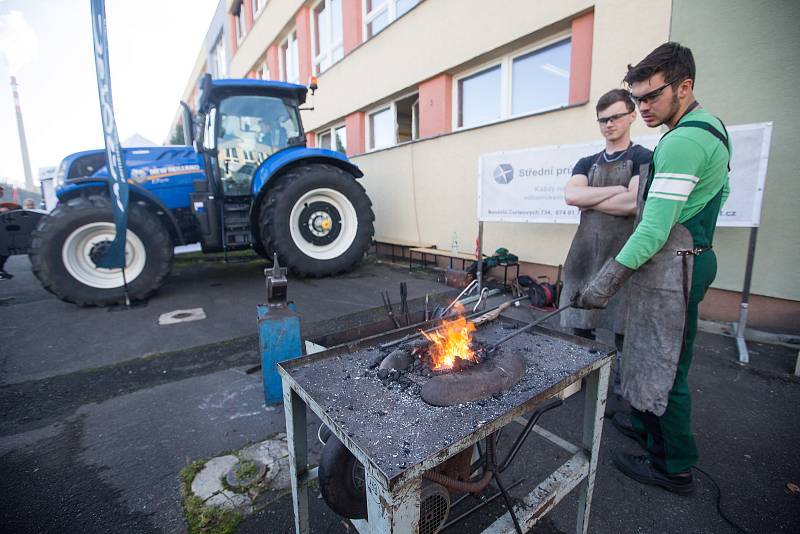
[259,164,374,276]
[29,195,173,306]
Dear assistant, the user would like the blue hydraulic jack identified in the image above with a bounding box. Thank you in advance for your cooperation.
[258,255,302,405]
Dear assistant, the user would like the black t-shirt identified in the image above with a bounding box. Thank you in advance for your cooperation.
[572,144,653,179]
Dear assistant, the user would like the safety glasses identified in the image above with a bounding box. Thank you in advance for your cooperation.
[596,112,631,125]
[631,78,679,105]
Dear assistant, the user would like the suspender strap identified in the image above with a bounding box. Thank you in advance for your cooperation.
[675,119,731,171]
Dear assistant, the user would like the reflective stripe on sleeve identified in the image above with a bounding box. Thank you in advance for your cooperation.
[650,174,699,200]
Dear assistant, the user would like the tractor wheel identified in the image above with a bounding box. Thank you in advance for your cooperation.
[259,164,374,277]
[318,435,367,519]
[29,195,173,306]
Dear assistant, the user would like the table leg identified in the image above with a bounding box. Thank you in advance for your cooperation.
[364,473,421,533]
[575,362,610,534]
[282,380,310,534]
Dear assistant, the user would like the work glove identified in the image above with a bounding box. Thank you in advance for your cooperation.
[573,259,634,309]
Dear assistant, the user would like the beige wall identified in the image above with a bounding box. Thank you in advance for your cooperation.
[351,0,672,267]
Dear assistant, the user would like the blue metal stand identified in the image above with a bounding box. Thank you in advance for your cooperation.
[259,255,303,405]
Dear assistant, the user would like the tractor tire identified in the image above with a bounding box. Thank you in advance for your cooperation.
[259,164,374,277]
[318,435,367,519]
[29,195,173,306]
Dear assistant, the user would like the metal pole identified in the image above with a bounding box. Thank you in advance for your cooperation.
[735,227,758,364]
[10,77,34,192]
[477,221,484,292]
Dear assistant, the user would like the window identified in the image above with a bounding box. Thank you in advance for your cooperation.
[257,59,269,80]
[454,36,572,129]
[366,91,419,150]
[511,39,571,115]
[234,2,246,44]
[312,0,344,74]
[369,107,393,149]
[317,124,347,153]
[211,34,227,78]
[458,65,501,128]
[280,30,299,83]
[216,95,303,195]
[252,0,265,20]
[363,0,418,40]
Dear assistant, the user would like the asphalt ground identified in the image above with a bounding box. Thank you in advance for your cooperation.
[1,252,798,533]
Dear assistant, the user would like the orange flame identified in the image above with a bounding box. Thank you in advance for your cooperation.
[422,306,477,371]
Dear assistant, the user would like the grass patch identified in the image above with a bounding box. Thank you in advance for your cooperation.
[179,460,243,534]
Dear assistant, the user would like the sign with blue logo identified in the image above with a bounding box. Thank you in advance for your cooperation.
[478,123,771,227]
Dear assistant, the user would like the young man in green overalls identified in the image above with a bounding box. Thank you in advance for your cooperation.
[574,42,731,495]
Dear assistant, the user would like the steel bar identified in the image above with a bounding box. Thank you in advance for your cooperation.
[488,305,573,352]
[378,297,525,350]
[440,478,527,530]
[735,226,758,364]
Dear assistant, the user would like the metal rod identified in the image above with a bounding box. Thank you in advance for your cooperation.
[440,478,527,530]
[477,220,484,293]
[379,297,525,350]
[488,305,573,352]
[499,399,562,472]
[441,279,478,316]
[736,227,758,364]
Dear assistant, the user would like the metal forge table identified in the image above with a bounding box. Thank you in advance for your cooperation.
[279,316,612,533]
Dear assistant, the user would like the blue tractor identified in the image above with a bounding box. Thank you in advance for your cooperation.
[14,76,375,306]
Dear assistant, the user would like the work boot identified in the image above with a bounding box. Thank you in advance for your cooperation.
[612,413,648,449]
[0,270,12,280]
[604,392,630,418]
[613,451,694,495]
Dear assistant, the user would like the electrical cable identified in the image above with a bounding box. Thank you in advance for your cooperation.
[691,465,751,534]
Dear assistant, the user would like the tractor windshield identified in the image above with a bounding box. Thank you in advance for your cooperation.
[216,95,302,195]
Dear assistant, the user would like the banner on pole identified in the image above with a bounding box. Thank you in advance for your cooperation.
[90,0,129,268]
[478,122,772,228]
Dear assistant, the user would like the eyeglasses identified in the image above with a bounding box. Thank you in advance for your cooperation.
[596,112,631,125]
[631,78,678,105]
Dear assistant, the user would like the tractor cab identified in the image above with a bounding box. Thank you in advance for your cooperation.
[195,77,308,197]
[186,76,312,254]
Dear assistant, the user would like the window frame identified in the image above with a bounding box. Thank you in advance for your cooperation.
[315,122,347,153]
[257,58,269,80]
[234,1,247,44]
[362,0,418,41]
[365,89,419,151]
[280,28,300,83]
[311,0,344,75]
[252,0,265,20]
[451,32,572,131]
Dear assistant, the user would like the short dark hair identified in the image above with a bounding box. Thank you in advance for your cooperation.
[624,42,696,88]
[596,89,634,114]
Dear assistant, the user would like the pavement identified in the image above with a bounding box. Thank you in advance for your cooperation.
[1,252,798,534]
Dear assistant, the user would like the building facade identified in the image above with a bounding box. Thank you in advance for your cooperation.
[175,0,798,332]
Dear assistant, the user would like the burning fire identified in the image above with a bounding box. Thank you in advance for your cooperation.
[422,307,477,371]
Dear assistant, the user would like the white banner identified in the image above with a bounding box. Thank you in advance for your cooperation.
[477,122,772,227]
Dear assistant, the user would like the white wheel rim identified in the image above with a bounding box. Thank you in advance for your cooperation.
[61,222,146,289]
[289,188,358,260]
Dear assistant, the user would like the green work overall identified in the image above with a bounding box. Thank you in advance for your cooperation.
[629,120,729,474]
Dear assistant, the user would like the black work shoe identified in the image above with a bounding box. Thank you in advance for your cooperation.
[604,393,630,418]
[612,413,649,450]
[0,270,12,280]
[613,451,695,495]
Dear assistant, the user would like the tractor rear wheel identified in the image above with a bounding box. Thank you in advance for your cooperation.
[259,164,374,276]
[29,195,173,306]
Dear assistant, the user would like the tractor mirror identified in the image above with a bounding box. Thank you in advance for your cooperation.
[180,101,194,146]
[202,108,217,151]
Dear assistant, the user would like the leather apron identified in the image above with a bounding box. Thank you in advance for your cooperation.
[560,154,636,334]
[620,163,694,416]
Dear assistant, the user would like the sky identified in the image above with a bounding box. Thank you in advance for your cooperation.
[0,0,219,189]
